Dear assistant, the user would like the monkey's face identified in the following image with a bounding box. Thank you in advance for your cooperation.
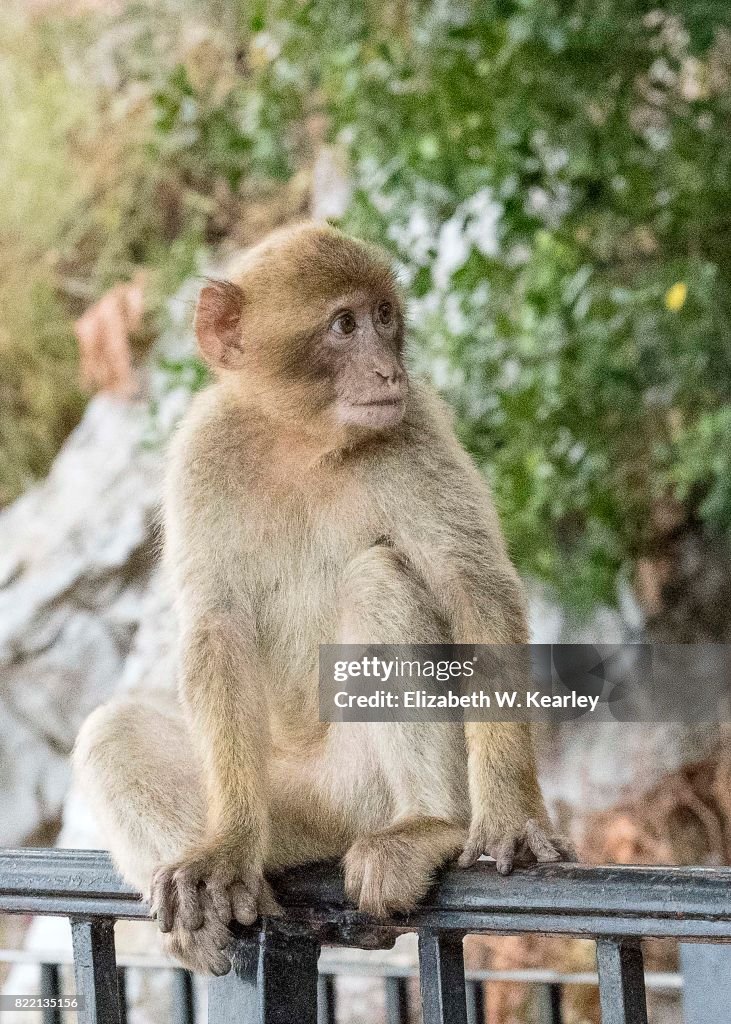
[194,223,409,437]
[325,290,407,431]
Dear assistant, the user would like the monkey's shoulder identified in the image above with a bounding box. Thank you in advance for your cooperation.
[167,386,276,495]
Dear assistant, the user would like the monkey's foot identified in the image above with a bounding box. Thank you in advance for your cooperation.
[150,849,281,975]
[343,819,465,918]
[458,817,576,875]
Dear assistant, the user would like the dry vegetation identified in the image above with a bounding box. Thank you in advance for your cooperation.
[0,0,278,505]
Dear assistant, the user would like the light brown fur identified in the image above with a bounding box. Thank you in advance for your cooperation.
[74,222,570,975]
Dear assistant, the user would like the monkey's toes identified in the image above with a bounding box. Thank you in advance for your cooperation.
[151,864,206,933]
[343,835,432,918]
[504,819,576,872]
[162,889,232,976]
[460,819,577,875]
[230,877,282,926]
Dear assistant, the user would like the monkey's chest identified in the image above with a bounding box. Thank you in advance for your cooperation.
[253,537,353,681]
[239,489,385,686]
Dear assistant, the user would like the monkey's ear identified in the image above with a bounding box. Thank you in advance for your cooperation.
[194,280,246,369]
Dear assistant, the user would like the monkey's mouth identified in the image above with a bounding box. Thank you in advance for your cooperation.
[354,398,404,408]
[338,396,406,429]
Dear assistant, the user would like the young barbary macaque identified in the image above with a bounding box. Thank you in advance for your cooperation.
[74,222,572,974]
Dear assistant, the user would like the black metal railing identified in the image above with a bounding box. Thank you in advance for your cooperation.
[0,947,688,1024]
[1,849,731,1024]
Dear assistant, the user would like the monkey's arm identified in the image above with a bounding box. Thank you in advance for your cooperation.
[416,551,569,871]
[179,600,270,852]
[391,432,573,871]
[410,546,571,870]
[148,580,281,936]
[150,424,280,938]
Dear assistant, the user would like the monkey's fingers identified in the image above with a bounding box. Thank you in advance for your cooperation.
[150,868,177,933]
[229,878,282,926]
[174,867,206,932]
[528,826,577,864]
[456,834,484,869]
[522,820,561,863]
[163,889,232,976]
[494,837,519,876]
[556,838,578,862]
[258,879,284,919]
[230,882,257,926]
[204,876,232,928]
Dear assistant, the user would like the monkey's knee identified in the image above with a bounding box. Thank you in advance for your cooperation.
[340,545,450,644]
[74,693,204,889]
[74,696,140,784]
[74,692,174,781]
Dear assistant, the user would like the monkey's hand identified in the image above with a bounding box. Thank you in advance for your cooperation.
[457,816,576,876]
[150,844,281,975]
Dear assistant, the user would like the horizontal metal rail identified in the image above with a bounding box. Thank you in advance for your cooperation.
[2,849,731,941]
[0,947,685,989]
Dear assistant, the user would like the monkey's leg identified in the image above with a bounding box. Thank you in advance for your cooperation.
[74,689,348,972]
[73,691,237,974]
[337,545,471,916]
[74,691,206,887]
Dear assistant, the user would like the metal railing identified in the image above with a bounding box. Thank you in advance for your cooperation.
[0,945,689,1024]
[1,849,731,1024]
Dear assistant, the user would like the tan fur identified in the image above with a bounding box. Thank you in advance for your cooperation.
[73,222,570,976]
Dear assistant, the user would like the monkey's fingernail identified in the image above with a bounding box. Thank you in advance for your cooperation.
[539,849,561,862]
[210,957,232,977]
[232,902,256,925]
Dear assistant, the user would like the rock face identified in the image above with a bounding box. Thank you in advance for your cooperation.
[0,287,197,1023]
[0,283,196,848]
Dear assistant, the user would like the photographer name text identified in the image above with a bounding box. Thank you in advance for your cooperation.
[333,689,600,711]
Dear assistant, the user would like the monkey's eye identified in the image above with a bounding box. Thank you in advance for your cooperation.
[331,311,357,337]
[377,301,393,325]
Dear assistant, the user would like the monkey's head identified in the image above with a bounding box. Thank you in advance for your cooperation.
[194,222,408,436]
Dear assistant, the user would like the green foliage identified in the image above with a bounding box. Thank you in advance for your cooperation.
[249,0,731,609]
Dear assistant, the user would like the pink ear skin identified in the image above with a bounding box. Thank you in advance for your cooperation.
[194,281,246,369]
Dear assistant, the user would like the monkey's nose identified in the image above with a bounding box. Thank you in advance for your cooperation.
[374,367,402,387]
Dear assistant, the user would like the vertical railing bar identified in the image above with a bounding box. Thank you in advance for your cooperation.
[680,944,731,1024]
[596,939,648,1024]
[317,974,337,1024]
[258,931,320,1024]
[209,929,320,1024]
[40,962,61,1024]
[419,932,469,1024]
[70,919,122,1024]
[171,968,196,1024]
[116,967,128,1024]
[384,974,410,1024]
[536,982,563,1024]
[465,979,485,1024]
